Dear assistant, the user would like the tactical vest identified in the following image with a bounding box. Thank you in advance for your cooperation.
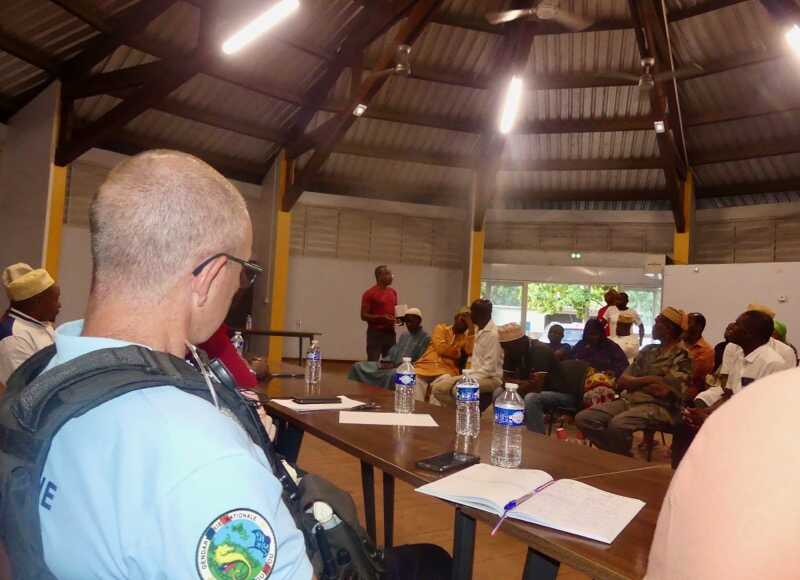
[0,345,383,579]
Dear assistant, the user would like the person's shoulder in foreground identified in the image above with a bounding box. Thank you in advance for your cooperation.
[41,324,310,578]
[647,368,800,579]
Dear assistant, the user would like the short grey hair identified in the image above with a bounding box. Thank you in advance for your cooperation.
[89,150,251,299]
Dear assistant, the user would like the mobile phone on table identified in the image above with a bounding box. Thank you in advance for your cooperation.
[291,396,341,404]
[416,452,480,473]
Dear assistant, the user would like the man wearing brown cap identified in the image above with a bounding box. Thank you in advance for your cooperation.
[0,263,61,384]
[575,307,692,456]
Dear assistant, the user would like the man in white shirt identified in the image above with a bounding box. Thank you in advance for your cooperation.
[746,303,797,368]
[604,292,644,342]
[611,310,640,363]
[431,299,503,406]
[0,263,61,385]
[671,309,789,468]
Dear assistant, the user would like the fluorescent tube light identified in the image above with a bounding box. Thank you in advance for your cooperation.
[654,120,666,134]
[353,103,368,117]
[787,24,800,57]
[498,75,523,134]
[222,0,300,55]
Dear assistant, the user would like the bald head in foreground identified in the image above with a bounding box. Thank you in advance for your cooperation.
[647,367,800,579]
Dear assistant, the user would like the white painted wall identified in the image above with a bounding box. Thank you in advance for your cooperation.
[282,255,464,360]
[0,83,60,312]
[663,262,800,344]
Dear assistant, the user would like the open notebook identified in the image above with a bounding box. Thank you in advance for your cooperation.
[416,463,645,544]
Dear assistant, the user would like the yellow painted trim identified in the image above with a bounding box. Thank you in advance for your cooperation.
[467,230,485,304]
[268,158,293,369]
[673,172,694,265]
[43,165,68,279]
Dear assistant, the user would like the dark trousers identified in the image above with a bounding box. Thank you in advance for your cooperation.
[671,418,698,469]
[384,544,452,580]
[366,327,396,361]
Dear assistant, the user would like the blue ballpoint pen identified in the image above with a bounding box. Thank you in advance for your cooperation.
[491,478,558,536]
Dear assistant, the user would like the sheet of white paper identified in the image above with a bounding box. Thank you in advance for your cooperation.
[338,411,438,427]
[511,478,645,543]
[271,396,364,412]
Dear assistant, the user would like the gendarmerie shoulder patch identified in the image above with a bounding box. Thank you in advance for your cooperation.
[196,508,277,580]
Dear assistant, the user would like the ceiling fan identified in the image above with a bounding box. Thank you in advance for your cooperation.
[486,1,595,32]
[364,44,412,81]
[592,57,704,101]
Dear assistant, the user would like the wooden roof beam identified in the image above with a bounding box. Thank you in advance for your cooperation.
[0,31,59,74]
[698,178,800,198]
[281,0,418,157]
[690,136,800,165]
[630,0,686,231]
[284,0,444,211]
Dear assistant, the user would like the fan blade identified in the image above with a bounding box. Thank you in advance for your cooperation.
[652,63,704,82]
[591,71,641,83]
[546,7,595,31]
[486,8,534,25]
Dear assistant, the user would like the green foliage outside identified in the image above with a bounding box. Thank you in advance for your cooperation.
[527,283,606,319]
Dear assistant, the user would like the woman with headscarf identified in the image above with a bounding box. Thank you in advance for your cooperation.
[572,318,630,379]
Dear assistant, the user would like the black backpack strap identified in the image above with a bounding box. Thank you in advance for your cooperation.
[0,345,276,580]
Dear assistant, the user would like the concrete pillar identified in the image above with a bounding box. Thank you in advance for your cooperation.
[0,82,63,311]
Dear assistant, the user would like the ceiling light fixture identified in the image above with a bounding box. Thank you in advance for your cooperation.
[570,251,582,260]
[222,0,300,55]
[498,75,524,134]
[653,120,666,134]
[787,24,800,57]
[353,103,368,117]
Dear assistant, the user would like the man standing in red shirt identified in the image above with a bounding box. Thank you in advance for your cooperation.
[361,265,398,361]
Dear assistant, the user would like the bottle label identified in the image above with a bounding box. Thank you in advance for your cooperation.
[456,385,479,402]
[494,406,524,427]
[394,372,415,387]
[306,352,321,361]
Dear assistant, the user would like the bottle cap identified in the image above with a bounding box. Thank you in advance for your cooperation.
[462,369,471,376]
[311,339,319,346]
[504,382,518,390]
[402,357,411,362]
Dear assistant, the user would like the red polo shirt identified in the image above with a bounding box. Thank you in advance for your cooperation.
[361,285,398,331]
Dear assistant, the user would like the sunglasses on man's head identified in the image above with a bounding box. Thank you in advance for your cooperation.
[192,253,264,288]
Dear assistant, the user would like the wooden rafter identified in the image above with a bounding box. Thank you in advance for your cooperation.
[697,178,800,198]
[281,0,418,155]
[282,0,443,211]
[629,0,687,231]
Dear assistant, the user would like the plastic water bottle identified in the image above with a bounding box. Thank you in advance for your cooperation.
[231,331,245,356]
[491,383,525,468]
[305,339,322,387]
[455,370,480,437]
[393,357,416,414]
[245,314,253,330]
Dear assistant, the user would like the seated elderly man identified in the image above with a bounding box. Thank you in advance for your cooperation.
[575,307,692,456]
[414,307,474,401]
[0,263,61,385]
[748,303,796,368]
[431,299,502,407]
[348,308,430,389]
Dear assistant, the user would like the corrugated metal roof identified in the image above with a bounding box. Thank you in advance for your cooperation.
[694,153,800,187]
[498,168,664,193]
[321,152,472,189]
[687,110,800,154]
[123,109,275,164]
[506,130,658,160]
[0,51,46,98]
[341,116,481,158]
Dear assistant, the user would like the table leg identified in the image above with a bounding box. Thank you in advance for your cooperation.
[451,509,476,580]
[360,461,377,542]
[298,337,304,367]
[521,548,559,580]
[383,472,394,548]
[274,421,305,464]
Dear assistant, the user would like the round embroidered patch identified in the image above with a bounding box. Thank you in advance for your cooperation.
[196,508,277,580]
